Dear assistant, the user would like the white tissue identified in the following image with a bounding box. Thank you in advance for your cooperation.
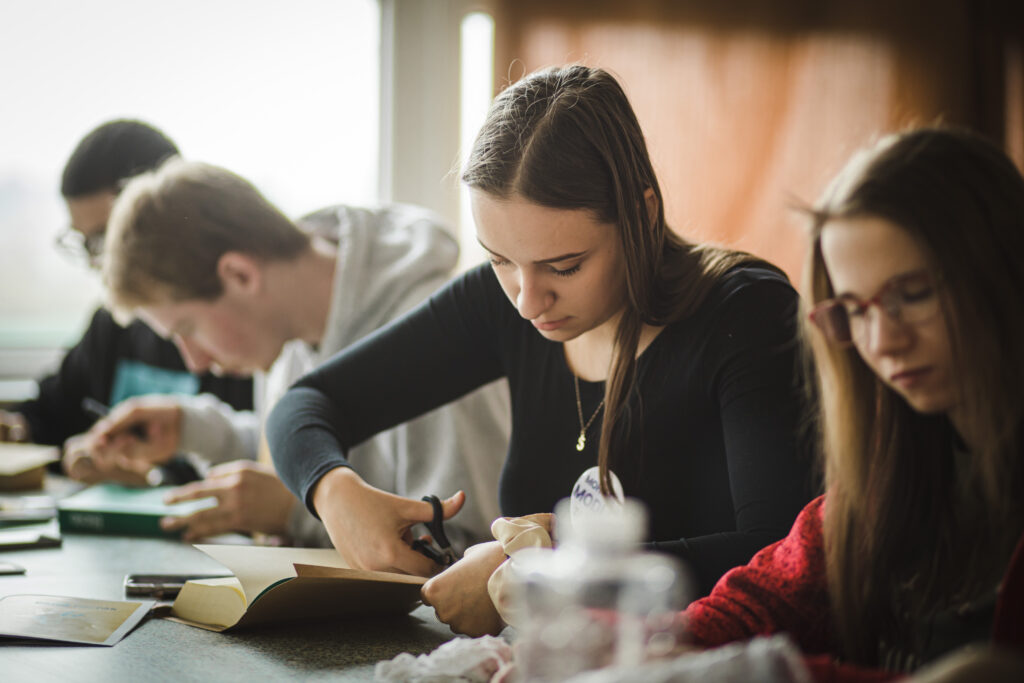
[375,634,515,683]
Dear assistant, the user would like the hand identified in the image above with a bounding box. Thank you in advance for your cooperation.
[421,540,507,637]
[0,410,29,442]
[87,395,183,465]
[159,460,298,541]
[313,466,465,576]
[62,433,152,486]
[517,512,555,536]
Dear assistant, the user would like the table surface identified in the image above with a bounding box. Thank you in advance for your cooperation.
[0,484,457,682]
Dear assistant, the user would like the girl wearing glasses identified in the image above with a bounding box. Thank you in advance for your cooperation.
[686,128,1024,680]
[267,65,815,635]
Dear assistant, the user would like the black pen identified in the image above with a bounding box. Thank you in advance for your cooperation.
[81,397,149,440]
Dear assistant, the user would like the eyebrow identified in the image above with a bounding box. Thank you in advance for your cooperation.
[476,238,588,264]
[832,269,929,299]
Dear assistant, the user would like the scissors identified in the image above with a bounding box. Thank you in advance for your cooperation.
[410,495,458,567]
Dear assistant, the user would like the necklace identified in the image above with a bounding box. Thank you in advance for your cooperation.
[574,374,605,452]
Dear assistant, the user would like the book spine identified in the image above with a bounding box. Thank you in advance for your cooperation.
[57,509,181,538]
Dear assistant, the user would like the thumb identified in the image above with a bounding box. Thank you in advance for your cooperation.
[440,490,466,520]
[404,491,465,525]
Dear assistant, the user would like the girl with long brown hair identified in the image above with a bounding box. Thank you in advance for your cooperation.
[686,128,1024,680]
[267,65,813,635]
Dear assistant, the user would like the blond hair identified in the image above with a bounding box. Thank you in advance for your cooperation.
[103,157,309,317]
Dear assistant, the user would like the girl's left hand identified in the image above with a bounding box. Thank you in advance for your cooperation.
[421,540,507,636]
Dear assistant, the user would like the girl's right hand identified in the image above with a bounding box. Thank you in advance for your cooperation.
[312,466,466,577]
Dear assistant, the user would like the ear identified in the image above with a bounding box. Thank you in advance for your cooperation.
[216,251,262,297]
[643,188,659,228]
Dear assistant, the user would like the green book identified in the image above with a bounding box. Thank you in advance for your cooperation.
[57,484,216,538]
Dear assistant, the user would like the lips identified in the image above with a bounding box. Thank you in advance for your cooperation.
[532,317,570,332]
[889,367,932,387]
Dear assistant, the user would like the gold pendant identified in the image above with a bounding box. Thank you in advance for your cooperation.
[576,432,586,451]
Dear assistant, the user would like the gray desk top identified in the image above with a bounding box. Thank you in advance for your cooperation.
[0,530,458,682]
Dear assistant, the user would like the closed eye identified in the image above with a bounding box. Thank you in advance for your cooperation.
[900,286,934,303]
[551,263,581,277]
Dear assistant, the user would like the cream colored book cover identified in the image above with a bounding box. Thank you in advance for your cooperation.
[167,545,426,632]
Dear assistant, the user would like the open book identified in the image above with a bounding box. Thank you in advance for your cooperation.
[0,443,59,491]
[167,545,426,631]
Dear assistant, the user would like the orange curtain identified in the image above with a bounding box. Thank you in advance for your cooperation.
[490,0,1023,283]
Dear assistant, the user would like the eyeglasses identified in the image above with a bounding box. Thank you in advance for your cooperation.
[55,226,106,266]
[808,270,941,347]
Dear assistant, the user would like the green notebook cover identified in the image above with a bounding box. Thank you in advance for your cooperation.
[57,484,216,538]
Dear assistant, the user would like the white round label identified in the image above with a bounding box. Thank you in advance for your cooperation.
[569,465,624,521]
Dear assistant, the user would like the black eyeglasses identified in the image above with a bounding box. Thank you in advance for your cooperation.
[55,226,106,266]
[808,270,942,347]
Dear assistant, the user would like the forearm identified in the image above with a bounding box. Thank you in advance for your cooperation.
[177,394,260,465]
[267,385,356,512]
[268,270,507,511]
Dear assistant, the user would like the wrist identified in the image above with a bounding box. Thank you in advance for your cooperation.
[311,466,359,516]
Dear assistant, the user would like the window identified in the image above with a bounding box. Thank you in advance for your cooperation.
[0,0,379,366]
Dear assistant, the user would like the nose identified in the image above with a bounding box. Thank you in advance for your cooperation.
[863,307,912,356]
[174,335,214,374]
[515,272,554,320]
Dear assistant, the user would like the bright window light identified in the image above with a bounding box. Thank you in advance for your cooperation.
[458,11,494,271]
[0,0,379,349]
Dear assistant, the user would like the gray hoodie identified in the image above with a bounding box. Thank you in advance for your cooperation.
[177,204,510,551]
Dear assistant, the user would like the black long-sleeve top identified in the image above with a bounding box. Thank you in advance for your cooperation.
[16,307,253,446]
[268,263,815,595]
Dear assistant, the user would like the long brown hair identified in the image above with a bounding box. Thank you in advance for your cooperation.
[462,65,761,493]
[803,128,1024,664]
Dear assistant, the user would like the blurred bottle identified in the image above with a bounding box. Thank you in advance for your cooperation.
[509,498,689,682]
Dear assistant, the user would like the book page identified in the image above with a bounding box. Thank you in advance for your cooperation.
[170,578,247,629]
[0,443,59,476]
[193,545,351,605]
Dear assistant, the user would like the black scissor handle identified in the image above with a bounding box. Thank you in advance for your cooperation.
[420,495,451,550]
[410,495,457,566]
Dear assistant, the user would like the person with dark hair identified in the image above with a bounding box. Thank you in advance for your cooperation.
[265,65,815,636]
[0,120,252,485]
[685,128,1024,681]
[61,119,180,198]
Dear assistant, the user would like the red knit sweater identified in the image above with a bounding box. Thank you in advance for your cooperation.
[685,495,1024,683]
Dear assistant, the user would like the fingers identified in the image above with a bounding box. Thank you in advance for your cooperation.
[64,451,101,483]
[63,439,151,486]
[165,480,223,504]
[0,410,29,442]
[205,459,274,478]
[161,506,229,541]
[91,404,149,441]
[387,542,442,577]
[87,399,182,464]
